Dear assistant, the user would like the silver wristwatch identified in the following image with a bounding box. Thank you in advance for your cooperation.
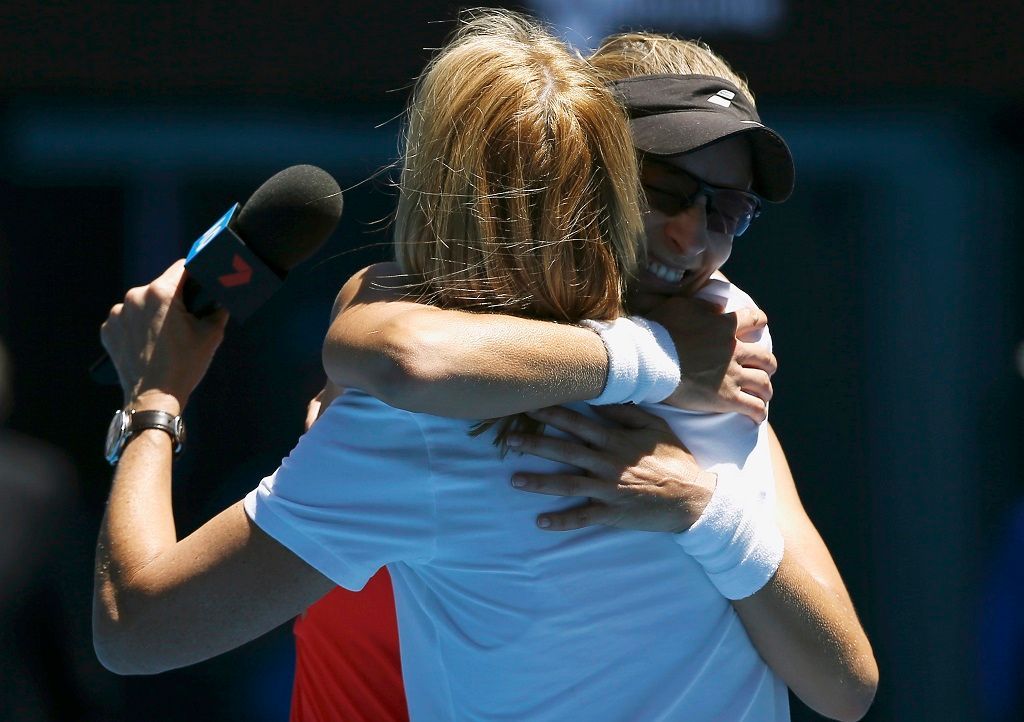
[104,408,186,466]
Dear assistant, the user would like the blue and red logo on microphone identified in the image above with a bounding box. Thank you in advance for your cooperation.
[184,204,283,321]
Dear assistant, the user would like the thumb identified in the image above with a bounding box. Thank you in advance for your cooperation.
[159,259,189,295]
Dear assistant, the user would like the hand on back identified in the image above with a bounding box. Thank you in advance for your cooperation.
[509,404,717,532]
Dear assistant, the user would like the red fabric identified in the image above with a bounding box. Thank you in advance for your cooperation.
[290,569,408,722]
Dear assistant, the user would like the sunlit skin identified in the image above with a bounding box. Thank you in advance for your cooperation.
[635,135,754,303]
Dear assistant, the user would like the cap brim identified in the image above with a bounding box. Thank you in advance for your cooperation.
[630,110,795,203]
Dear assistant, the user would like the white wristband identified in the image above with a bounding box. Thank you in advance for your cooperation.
[674,464,784,600]
[581,316,680,405]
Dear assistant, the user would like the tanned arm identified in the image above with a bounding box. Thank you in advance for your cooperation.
[729,425,878,721]
[93,262,334,675]
[508,406,878,722]
[322,263,775,420]
[323,263,609,418]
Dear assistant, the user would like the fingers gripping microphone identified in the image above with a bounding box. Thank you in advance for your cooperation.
[91,165,343,384]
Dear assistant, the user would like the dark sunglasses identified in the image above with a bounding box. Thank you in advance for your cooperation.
[641,165,763,237]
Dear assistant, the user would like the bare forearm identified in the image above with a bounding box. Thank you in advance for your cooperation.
[322,263,609,417]
[324,263,780,421]
[94,394,252,673]
[732,556,877,721]
[94,418,179,671]
[327,306,608,418]
[96,392,182,580]
[93,425,326,674]
[729,427,878,720]
[93,261,333,675]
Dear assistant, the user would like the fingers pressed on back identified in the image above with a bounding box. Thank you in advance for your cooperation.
[511,473,611,500]
[734,393,768,424]
[684,296,723,313]
[734,342,777,374]
[739,369,773,403]
[537,502,609,531]
[733,307,768,334]
[510,433,606,475]
[526,406,609,447]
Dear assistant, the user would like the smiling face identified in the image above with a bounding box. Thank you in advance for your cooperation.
[637,135,754,297]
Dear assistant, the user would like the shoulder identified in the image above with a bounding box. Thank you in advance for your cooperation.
[259,393,435,518]
[330,262,410,320]
[245,395,439,588]
[305,390,428,455]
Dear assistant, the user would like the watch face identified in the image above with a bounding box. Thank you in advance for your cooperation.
[170,416,186,453]
[104,409,129,464]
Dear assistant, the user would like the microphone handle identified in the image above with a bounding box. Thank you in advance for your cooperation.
[89,277,221,386]
[181,275,221,318]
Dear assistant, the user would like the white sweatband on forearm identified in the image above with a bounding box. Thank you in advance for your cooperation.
[581,316,680,405]
[674,464,784,600]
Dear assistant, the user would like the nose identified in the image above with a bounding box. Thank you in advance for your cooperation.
[661,203,708,259]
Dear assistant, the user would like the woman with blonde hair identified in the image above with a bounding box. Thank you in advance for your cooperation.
[302,27,877,722]
[88,11,727,722]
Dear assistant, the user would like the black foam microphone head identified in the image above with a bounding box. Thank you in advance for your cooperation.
[233,164,343,276]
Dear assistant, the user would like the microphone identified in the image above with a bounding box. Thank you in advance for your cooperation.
[91,164,343,385]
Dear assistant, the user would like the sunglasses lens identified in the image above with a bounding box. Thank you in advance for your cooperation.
[641,170,701,217]
[707,190,760,236]
[642,188,678,216]
[640,163,762,236]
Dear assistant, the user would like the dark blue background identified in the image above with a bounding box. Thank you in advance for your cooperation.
[1,2,1021,720]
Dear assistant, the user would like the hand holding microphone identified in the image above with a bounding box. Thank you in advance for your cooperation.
[100,261,229,411]
[93,165,343,388]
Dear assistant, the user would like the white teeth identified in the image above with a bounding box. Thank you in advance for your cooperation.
[647,260,685,283]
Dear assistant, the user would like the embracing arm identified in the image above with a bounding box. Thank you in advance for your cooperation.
[730,426,878,721]
[324,263,774,420]
[508,407,877,721]
[322,263,607,418]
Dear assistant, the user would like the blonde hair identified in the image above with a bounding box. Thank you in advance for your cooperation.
[394,10,643,323]
[590,32,755,106]
[390,10,644,449]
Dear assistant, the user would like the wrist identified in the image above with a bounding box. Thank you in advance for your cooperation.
[673,464,784,599]
[672,470,718,533]
[104,405,187,465]
[130,426,176,453]
[581,316,680,405]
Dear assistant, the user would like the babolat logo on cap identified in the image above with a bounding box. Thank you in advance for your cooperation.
[708,89,735,108]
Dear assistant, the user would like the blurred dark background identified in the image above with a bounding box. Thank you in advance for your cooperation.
[0,1,1021,720]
